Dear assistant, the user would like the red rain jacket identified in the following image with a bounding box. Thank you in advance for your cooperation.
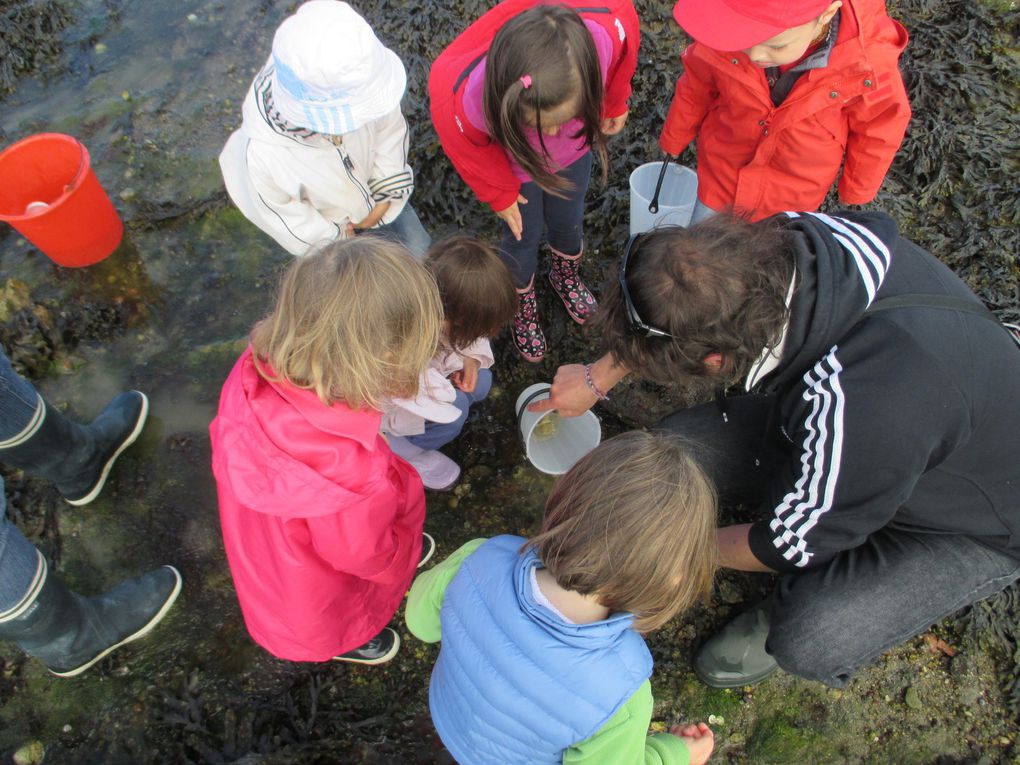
[429,0,640,213]
[209,348,425,661]
[659,0,911,220]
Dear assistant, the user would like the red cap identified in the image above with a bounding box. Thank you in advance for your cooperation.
[673,0,833,51]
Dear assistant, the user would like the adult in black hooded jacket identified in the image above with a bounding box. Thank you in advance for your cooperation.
[533,210,1020,686]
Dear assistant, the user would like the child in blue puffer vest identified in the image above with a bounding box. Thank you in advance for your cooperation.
[406,430,718,764]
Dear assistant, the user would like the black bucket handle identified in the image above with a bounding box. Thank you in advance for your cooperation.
[647,155,674,215]
[516,385,552,444]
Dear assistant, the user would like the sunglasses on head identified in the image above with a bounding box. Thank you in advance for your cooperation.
[618,233,677,339]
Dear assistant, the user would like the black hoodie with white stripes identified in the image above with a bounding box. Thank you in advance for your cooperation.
[747,211,1020,573]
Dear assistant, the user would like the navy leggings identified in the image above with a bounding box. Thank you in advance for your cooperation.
[498,152,593,288]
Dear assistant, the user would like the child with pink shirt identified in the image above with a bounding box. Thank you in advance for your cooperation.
[429,0,640,362]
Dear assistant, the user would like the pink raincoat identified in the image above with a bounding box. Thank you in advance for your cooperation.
[209,347,425,661]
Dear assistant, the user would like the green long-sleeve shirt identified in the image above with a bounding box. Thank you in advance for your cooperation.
[405,539,691,765]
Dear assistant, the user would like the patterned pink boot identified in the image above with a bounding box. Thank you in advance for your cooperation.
[547,246,597,325]
[513,277,546,363]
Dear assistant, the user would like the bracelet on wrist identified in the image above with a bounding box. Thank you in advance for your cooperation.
[584,363,609,401]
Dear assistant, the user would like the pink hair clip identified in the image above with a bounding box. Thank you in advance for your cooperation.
[519,74,532,89]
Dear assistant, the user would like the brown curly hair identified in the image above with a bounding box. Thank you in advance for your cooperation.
[591,214,795,387]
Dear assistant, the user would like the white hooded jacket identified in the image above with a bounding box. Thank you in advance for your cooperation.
[219,59,413,255]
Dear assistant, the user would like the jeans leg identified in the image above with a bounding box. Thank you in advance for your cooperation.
[767,529,1020,686]
[656,394,787,506]
[0,478,45,614]
[0,348,42,442]
[543,152,593,257]
[406,392,471,452]
[405,370,492,451]
[468,368,493,403]
[375,204,431,260]
[499,180,545,287]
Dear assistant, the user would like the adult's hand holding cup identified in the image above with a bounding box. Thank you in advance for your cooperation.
[526,363,598,418]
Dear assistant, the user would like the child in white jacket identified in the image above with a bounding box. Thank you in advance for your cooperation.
[384,236,518,489]
[219,0,430,257]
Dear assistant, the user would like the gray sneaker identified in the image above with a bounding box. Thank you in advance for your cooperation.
[333,627,400,665]
[694,601,778,688]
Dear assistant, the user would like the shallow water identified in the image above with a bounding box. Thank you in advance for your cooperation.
[1,0,1018,762]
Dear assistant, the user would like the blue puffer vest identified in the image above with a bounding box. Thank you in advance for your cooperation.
[429,535,653,765]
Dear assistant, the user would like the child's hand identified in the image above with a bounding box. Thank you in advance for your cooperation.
[350,200,392,232]
[601,110,629,135]
[668,722,714,765]
[451,357,480,393]
[495,194,528,241]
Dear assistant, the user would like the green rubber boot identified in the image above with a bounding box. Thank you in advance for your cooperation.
[693,601,778,688]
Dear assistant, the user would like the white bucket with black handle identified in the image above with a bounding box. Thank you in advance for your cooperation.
[629,156,698,236]
[514,384,601,475]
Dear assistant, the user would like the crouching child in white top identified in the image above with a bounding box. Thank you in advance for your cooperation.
[218,0,430,258]
[383,236,518,489]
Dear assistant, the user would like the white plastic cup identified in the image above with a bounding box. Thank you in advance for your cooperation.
[628,162,699,236]
[515,383,601,475]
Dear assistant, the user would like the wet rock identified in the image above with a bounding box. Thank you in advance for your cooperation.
[959,685,982,706]
[904,686,923,710]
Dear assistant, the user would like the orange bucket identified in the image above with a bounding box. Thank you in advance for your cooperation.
[0,133,123,267]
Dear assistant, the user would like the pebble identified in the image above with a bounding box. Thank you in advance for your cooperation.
[94,43,107,54]
[959,686,981,706]
[187,13,199,22]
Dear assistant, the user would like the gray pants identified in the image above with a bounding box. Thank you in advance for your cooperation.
[658,395,1020,686]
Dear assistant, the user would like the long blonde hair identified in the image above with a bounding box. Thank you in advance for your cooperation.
[526,430,718,632]
[251,237,443,409]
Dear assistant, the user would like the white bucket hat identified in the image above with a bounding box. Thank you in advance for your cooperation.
[270,0,407,135]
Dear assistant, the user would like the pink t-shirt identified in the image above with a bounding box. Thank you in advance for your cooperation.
[462,20,612,182]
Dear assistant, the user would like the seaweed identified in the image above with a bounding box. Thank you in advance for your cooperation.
[882,0,1020,319]
[0,0,75,96]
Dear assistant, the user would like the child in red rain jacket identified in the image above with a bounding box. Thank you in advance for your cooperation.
[660,0,911,222]
[430,0,640,361]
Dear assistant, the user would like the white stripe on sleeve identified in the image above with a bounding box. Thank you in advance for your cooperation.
[768,348,846,567]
